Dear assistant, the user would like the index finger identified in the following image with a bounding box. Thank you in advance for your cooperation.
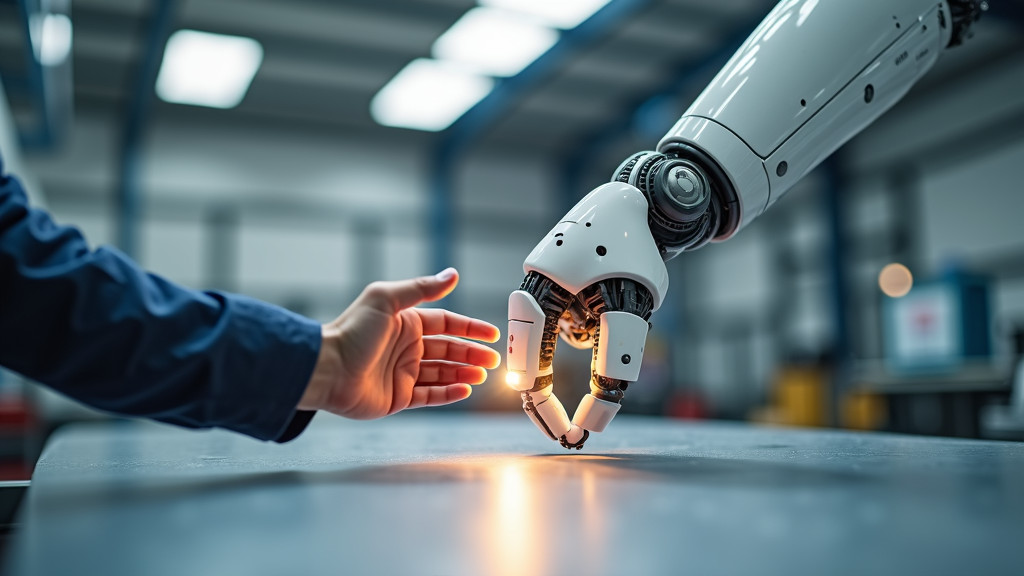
[416,309,501,343]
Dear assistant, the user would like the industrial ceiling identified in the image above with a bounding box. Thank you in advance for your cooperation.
[0,0,1022,160]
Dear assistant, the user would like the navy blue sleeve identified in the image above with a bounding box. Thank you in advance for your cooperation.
[0,157,321,442]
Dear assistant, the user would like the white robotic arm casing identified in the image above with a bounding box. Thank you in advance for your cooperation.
[524,182,669,310]
[659,0,952,238]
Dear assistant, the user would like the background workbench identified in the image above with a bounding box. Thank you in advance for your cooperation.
[5,414,1024,576]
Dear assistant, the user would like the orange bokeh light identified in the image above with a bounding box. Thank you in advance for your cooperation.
[879,263,913,298]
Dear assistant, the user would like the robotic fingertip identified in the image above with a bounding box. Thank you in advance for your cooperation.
[558,427,590,451]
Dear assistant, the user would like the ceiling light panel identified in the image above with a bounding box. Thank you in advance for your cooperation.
[156,30,264,109]
[432,7,559,77]
[479,0,612,29]
[370,58,495,131]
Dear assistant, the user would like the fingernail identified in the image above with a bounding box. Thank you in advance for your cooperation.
[435,267,457,281]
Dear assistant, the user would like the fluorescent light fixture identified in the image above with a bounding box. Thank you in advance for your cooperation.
[432,7,558,77]
[30,13,73,67]
[371,58,494,131]
[479,0,612,29]
[156,30,263,109]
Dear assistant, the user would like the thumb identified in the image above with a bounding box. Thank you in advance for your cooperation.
[367,268,459,312]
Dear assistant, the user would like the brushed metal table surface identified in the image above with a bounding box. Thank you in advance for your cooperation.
[6,413,1024,576]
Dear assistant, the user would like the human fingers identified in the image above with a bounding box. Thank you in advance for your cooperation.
[422,336,501,369]
[404,384,473,410]
[417,309,501,343]
[416,361,488,385]
[361,268,459,313]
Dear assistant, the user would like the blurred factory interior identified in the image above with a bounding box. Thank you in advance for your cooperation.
[1,0,1024,480]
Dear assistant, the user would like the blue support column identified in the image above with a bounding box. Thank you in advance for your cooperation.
[116,0,176,258]
[822,156,851,426]
[822,157,850,366]
[14,0,72,150]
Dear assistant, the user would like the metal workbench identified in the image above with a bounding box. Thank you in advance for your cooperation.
[5,414,1024,575]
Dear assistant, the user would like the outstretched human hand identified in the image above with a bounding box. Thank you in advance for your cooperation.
[297,268,501,419]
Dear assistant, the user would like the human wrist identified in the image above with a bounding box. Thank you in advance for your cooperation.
[297,325,341,411]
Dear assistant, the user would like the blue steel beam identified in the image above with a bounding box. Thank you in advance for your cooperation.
[560,1,777,207]
[116,0,176,258]
[429,0,653,276]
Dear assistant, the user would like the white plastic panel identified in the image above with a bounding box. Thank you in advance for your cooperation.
[658,117,770,236]
[530,392,573,439]
[572,393,621,432]
[506,290,550,390]
[524,182,669,309]
[765,6,945,208]
[595,312,649,381]
[679,0,949,157]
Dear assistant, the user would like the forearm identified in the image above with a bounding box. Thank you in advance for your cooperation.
[0,164,320,441]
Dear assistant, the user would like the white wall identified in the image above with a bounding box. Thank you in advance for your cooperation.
[27,110,558,328]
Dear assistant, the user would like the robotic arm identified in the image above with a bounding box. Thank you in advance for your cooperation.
[506,0,984,449]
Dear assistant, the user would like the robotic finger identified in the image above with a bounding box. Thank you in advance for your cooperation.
[507,286,588,449]
[573,309,650,433]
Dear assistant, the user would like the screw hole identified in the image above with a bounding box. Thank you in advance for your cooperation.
[596,245,607,256]
[776,162,788,177]
[585,222,592,227]
[800,99,806,107]
[556,240,563,246]
[621,354,631,364]
[864,84,874,103]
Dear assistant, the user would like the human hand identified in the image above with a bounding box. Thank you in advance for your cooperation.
[297,268,501,419]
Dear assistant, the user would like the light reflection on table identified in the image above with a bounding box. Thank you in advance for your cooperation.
[7,414,1024,576]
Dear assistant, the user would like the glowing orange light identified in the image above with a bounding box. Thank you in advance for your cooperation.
[879,263,913,298]
[505,371,521,388]
[492,462,531,576]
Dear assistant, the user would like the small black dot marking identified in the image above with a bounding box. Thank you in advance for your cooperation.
[596,245,607,256]
[864,84,874,103]
[800,99,806,106]
[585,222,592,227]
[556,240,563,246]
[776,162,788,177]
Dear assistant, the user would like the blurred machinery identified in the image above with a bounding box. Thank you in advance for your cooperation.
[982,326,1024,439]
[852,271,1008,437]
[882,271,991,372]
[749,363,830,428]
